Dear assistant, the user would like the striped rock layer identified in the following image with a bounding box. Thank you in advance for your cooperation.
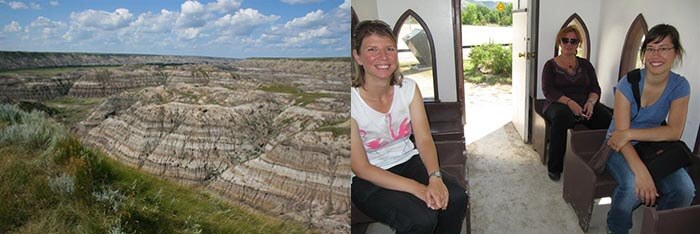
[80,62,350,232]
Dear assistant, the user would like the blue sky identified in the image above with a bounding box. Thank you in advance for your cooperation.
[0,0,350,58]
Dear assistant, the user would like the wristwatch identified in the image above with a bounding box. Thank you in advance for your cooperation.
[429,170,442,178]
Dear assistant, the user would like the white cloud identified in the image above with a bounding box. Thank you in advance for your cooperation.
[206,0,242,14]
[215,8,279,35]
[3,21,21,32]
[24,16,67,40]
[284,9,325,29]
[1,0,348,57]
[131,9,176,33]
[339,0,350,10]
[176,0,206,28]
[285,26,332,45]
[1,1,40,9]
[29,16,64,28]
[281,0,322,5]
[70,8,133,30]
[176,27,201,40]
[248,1,350,55]
[8,1,27,9]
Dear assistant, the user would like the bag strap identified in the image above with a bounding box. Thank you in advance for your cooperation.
[627,69,642,120]
[627,69,668,125]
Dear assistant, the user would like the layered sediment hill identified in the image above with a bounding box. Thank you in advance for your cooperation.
[67,69,163,98]
[0,51,236,70]
[76,59,351,232]
[0,74,78,101]
[0,57,351,232]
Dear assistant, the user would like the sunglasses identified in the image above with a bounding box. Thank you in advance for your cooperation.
[560,38,579,44]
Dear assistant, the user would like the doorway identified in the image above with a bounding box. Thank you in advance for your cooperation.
[461,1,519,144]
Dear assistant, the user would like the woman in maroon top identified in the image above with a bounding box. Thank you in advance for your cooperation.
[542,25,612,181]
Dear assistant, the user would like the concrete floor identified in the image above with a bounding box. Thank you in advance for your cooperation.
[363,83,644,234]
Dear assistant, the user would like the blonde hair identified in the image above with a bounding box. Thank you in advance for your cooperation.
[351,20,403,88]
[556,25,582,47]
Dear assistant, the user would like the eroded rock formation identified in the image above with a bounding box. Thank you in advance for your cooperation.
[0,51,236,70]
[76,60,351,233]
[0,74,78,101]
[0,57,351,232]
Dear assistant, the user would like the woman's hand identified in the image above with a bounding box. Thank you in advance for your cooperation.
[409,183,429,204]
[608,130,631,151]
[634,168,659,206]
[566,100,584,117]
[582,101,594,120]
[425,177,449,210]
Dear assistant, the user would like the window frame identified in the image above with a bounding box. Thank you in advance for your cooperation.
[618,14,648,80]
[554,13,591,59]
[393,9,439,102]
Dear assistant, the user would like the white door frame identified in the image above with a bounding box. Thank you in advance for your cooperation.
[512,0,538,142]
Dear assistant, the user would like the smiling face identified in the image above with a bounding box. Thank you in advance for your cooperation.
[352,34,398,84]
[559,31,579,56]
[643,36,676,76]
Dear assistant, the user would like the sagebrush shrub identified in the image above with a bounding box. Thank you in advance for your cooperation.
[48,173,75,196]
[92,185,125,213]
[0,104,67,152]
[468,43,512,76]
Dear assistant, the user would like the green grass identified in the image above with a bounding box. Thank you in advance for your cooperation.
[44,97,105,127]
[0,104,310,234]
[315,126,349,138]
[315,120,348,137]
[0,65,119,78]
[258,84,331,106]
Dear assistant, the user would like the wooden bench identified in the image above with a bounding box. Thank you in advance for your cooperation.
[532,99,550,165]
[563,126,700,232]
[562,128,616,231]
[351,102,469,234]
[640,127,700,234]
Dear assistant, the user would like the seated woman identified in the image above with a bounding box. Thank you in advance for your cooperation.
[350,20,467,233]
[541,25,612,181]
[605,24,695,234]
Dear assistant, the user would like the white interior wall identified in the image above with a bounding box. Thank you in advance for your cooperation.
[536,0,602,99]
[596,0,700,145]
[351,0,459,102]
[352,0,700,145]
[351,0,378,20]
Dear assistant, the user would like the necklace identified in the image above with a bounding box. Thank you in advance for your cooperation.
[557,56,576,70]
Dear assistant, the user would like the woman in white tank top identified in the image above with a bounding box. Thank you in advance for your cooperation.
[350,19,466,234]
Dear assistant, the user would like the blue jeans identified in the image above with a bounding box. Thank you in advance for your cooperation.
[606,152,695,234]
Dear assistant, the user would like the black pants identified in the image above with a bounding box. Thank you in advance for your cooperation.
[351,155,467,234]
[545,102,612,174]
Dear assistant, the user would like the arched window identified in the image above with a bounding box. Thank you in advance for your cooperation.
[351,7,358,37]
[393,10,438,101]
[351,8,358,80]
[554,13,591,59]
[618,14,647,80]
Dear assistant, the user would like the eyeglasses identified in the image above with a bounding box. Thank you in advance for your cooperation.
[644,47,675,54]
[560,38,579,45]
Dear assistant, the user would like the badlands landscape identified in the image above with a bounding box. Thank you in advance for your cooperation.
[0,52,350,233]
